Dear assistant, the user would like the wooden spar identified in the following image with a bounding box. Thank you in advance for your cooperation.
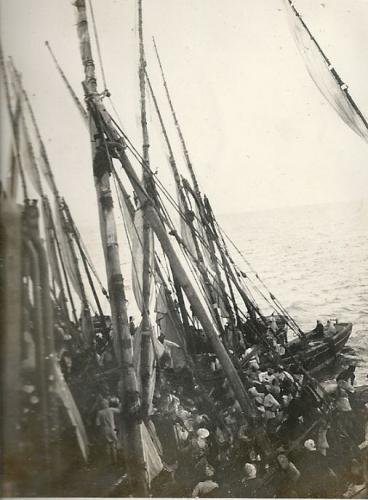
[59,206,94,344]
[10,65,98,334]
[8,75,72,327]
[10,64,59,199]
[62,199,105,321]
[115,170,194,352]
[152,37,201,198]
[48,202,79,325]
[72,1,148,494]
[116,151,255,417]
[147,54,236,327]
[138,0,155,419]
[45,41,88,124]
[145,70,226,331]
[42,196,70,323]
[87,95,255,416]
[71,0,254,418]
[0,48,28,200]
[77,75,256,418]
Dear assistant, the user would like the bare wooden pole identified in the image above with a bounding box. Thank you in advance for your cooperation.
[75,71,256,422]
[70,0,255,420]
[145,70,226,331]
[45,40,88,124]
[117,150,255,418]
[153,37,201,198]
[73,1,147,494]
[138,0,155,418]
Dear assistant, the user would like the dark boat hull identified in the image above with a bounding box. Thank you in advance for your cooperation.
[282,322,353,374]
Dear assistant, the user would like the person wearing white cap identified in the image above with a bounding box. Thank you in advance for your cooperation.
[191,464,219,498]
[297,438,337,497]
[231,462,262,497]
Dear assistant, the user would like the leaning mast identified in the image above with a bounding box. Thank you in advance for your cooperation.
[73,0,147,494]
[137,0,155,419]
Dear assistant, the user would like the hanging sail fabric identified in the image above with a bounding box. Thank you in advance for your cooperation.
[283,0,368,144]
[181,177,212,265]
[155,282,186,368]
[141,422,163,486]
[53,362,89,462]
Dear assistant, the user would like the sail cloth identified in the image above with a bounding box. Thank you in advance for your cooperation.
[155,283,186,368]
[141,422,163,486]
[283,0,368,144]
[53,362,89,462]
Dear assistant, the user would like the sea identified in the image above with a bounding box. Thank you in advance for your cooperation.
[219,199,368,386]
[85,199,368,386]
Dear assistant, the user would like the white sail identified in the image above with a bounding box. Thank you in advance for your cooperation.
[283,0,368,144]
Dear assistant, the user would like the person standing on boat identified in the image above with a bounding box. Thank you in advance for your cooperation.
[313,319,324,338]
[275,453,300,497]
[95,399,120,464]
[325,319,336,336]
[297,438,337,497]
[191,463,219,497]
[232,462,263,498]
[129,316,136,336]
[337,364,356,386]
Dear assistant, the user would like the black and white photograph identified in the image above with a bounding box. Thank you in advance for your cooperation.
[1,0,368,497]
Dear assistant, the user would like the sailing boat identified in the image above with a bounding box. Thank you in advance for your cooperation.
[1,0,365,496]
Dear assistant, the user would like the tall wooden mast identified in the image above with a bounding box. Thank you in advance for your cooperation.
[73,0,147,494]
[138,0,155,419]
[73,0,255,421]
[145,71,227,331]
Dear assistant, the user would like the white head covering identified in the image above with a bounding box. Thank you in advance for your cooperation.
[243,462,257,479]
[304,438,316,451]
[197,428,210,439]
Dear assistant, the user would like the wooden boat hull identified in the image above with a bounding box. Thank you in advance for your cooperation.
[282,322,353,374]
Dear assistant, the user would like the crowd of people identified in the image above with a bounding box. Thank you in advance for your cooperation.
[55,312,368,498]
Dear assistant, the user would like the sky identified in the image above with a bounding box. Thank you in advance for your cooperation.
[1,0,368,234]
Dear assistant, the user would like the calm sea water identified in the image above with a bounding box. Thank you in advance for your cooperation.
[219,200,368,385]
[84,199,368,385]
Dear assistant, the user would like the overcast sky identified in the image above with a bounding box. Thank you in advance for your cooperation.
[1,0,368,232]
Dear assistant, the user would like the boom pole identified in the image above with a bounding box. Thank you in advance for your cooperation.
[72,0,148,494]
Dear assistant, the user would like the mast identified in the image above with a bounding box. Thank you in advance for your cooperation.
[117,151,255,418]
[146,70,226,331]
[153,37,201,198]
[11,64,97,340]
[72,0,255,420]
[62,199,105,321]
[73,0,148,494]
[138,0,155,419]
[45,40,88,124]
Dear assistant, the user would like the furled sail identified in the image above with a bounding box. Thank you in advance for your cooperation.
[283,0,368,144]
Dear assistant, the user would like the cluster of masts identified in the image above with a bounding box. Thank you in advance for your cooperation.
[1,0,366,494]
